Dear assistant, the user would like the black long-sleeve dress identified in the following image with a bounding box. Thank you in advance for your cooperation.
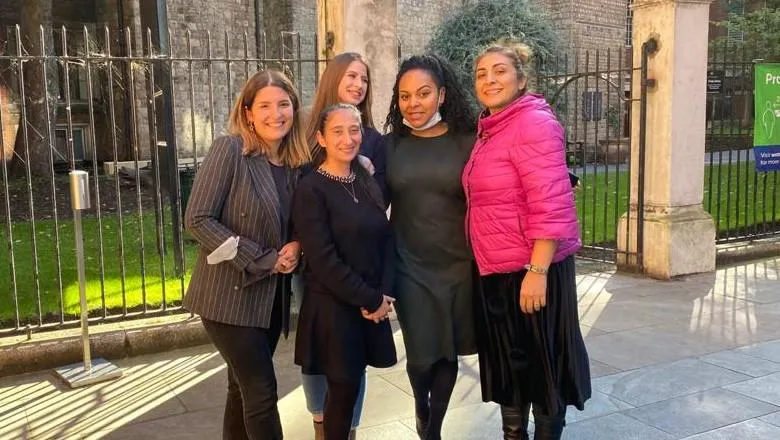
[386,132,478,367]
[292,169,397,383]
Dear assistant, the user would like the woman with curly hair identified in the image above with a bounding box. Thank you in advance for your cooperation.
[384,54,478,440]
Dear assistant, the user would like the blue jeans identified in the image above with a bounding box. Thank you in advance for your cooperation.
[293,274,367,428]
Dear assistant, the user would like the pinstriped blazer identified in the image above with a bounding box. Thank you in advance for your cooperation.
[183,135,295,328]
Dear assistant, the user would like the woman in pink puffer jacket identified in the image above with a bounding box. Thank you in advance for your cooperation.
[462,39,591,440]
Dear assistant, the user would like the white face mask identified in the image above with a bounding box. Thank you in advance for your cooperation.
[403,110,442,131]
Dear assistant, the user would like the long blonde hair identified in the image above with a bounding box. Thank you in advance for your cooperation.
[228,69,311,167]
[305,53,374,149]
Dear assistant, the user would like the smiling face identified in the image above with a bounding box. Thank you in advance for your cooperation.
[475,52,528,114]
[398,68,445,130]
[337,60,369,106]
[244,85,294,148]
[316,108,363,166]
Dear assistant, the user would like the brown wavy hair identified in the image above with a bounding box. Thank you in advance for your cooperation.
[305,52,373,149]
[228,69,311,167]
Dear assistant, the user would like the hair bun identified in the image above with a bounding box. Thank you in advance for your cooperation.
[493,37,533,67]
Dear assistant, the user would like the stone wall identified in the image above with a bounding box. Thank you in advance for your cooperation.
[396,0,467,57]
[572,0,627,52]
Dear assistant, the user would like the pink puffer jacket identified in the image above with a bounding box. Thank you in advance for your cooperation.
[462,93,581,275]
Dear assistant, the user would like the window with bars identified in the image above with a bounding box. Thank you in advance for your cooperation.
[726,0,745,42]
[54,125,91,163]
[625,0,634,47]
[52,25,98,102]
[582,91,604,122]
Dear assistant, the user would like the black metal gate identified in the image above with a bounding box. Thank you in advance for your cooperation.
[536,41,656,270]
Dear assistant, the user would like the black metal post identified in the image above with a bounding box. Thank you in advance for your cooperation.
[637,37,658,271]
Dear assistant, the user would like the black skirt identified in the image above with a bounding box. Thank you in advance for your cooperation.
[474,256,591,415]
[295,289,397,383]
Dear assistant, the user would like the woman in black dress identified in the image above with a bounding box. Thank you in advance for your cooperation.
[384,54,478,440]
[292,103,397,440]
[295,52,385,439]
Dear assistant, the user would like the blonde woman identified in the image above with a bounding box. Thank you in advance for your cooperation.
[184,69,311,440]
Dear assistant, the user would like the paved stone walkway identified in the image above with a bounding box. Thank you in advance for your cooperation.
[2,257,780,439]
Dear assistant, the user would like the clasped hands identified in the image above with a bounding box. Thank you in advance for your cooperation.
[361,295,395,323]
[273,241,300,274]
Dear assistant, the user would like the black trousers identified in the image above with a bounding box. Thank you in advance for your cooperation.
[202,288,284,440]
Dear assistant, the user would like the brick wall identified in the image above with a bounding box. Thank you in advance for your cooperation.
[164,0,320,157]
[164,0,257,157]
[396,0,467,57]
[288,0,319,107]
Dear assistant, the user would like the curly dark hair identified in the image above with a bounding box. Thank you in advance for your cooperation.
[383,54,477,137]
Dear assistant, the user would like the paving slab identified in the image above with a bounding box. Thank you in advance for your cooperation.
[585,323,733,370]
[737,339,780,363]
[593,358,751,406]
[680,418,780,440]
[700,349,780,377]
[562,413,675,440]
[759,410,780,428]
[623,388,779,437]
[565,391,633,425]
[724,372,780,406]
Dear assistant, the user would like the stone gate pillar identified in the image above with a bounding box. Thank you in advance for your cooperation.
[617,0,717,279]
[317,0,397,128]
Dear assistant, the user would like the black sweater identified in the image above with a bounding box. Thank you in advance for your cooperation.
[292,170,394,312]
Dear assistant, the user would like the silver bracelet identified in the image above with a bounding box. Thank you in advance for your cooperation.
[524,264,548,275]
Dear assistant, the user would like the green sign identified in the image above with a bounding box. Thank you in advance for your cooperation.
[754,64,780,172]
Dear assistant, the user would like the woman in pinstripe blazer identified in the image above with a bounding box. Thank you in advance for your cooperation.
[183,69,311,440]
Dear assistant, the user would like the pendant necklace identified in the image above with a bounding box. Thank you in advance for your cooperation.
[340,182,359,203]
[316,167,359,203]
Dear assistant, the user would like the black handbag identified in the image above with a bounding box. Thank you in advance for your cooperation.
[569,172,580,188]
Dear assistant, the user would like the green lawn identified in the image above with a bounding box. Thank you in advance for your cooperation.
[0,209,199,327]
[576,162,780,246]
[705,161,780,236]
[576,168,630,246]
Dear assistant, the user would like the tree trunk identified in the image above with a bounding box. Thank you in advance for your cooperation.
[12,0,58,177]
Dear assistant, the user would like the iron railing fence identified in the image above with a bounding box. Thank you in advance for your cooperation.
[705,39,779,244]
[0,25,326,336]
[536,47,645,267]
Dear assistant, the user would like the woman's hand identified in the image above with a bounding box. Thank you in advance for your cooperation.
[274,241,301,274]
[361,295,395,323]
[519,272,547,314]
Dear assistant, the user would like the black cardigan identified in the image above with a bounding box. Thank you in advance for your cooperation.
[291,170,397,379]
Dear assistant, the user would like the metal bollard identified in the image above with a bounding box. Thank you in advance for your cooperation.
[54,170,122,388]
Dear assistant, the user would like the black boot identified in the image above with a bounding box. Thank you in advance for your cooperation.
[532,413,565,440]
[500,405,530,440]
